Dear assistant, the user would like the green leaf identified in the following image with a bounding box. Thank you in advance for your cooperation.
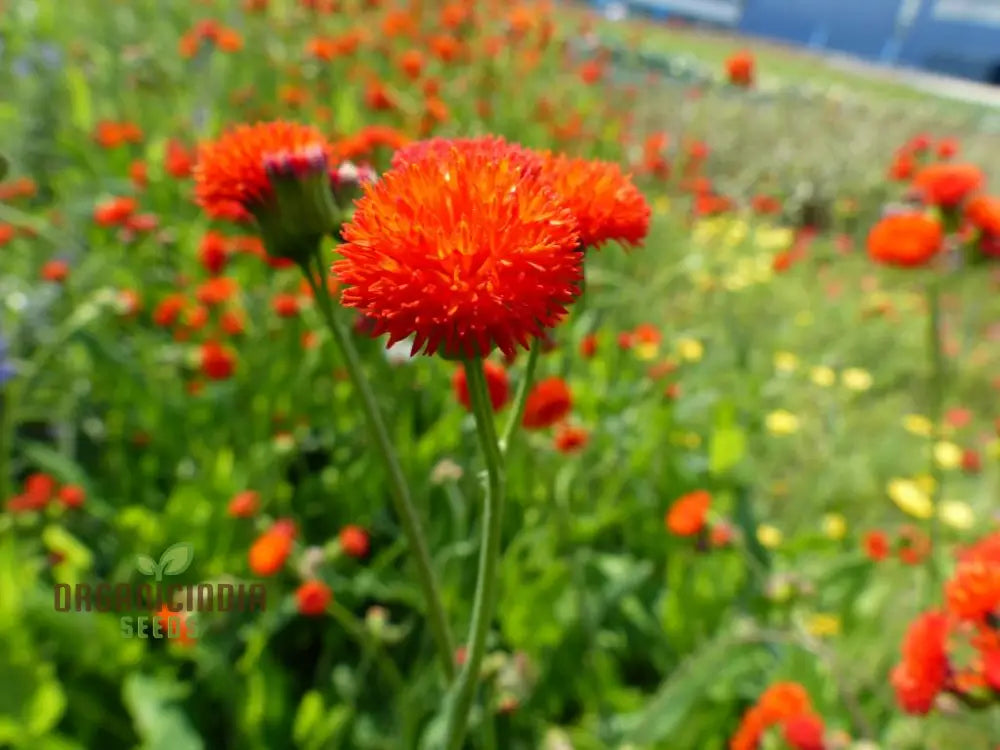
[25,678,66,738]
[293,691,324,746]
[135,555,157,577]
[708,402,746,475]
[158,542,194,576]
[20,444,86,486]
[123,673,203,750]
[65,67,93,132]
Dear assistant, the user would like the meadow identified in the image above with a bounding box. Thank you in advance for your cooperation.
[3,1,1000,749]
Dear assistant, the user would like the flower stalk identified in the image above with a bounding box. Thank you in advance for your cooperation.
[441,356,507,750]
[300,250,455,679]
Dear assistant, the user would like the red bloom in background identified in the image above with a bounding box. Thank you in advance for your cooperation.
[665,490,711,537]
[522,377,572,429]
[199,231,231,275]
[891,611,950,714]
[554,423,589,453]
[540,153,651,250]
[57,485,86,509]
[867,212,943,267]
[579,334,598,359]
[725,50,755,86]
[912,163,984,209]
[295,580,332,616]
[272,293,300,318]
[194,120,331,220]
[339,524,370,559]
[200,341,236,380]
[335,138,581,358]
[863,530,890,561]
[248,519,296,576]
[41,260,69,283]
[228,490,259,518]
[452,360,510,412]
[166,139,194,178]
[781,713,826,750]
[94,197,138,226]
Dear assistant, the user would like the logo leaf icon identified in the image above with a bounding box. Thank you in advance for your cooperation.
[135,554,157,577]
[158,542,194,577]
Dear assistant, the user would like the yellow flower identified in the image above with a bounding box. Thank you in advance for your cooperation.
[822,513,847,540]
[757,524,782,548]
[939,500,974,530]
[988,440,1000,460]
[887,478,934,519]
[903,414,932,437]
[806,613,841,638]
[766,410,800,435]
[810,366,836,387]
[915,474,937,495]
[725,220,749,246]
[635,342,659,361]
[677,338,703,362]
[773,351,799,373]
[722,274,749,292]
[841,368,873,391]
[934,441,962,470]
[794,311,813,327]
[754,226,794,251]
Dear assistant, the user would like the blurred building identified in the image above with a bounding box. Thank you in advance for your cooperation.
[591,0,1000,84]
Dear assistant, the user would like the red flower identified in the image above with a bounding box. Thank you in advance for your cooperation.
[227,490,259,518]
[912,163,984,209]
[272,293,300,318]
[863,530,890,561]
[339,524,370,559]
[540,153,651,250]
[295,580,332,616]
[554,423,589,453]
[200,341,236,380]
[781,713,825,750]
[867,212,943,267]
[57,485,86,509]
[946,560,1000,622]
[891,611,950,714]
[725,50,754,86]
[199,231,230,275]
[665,490,711,537]
[165,139,194,178]
[41,260,69,283]
[194,120,331,220]
[522,377,572,429]
[579,334,598,359]
[94,197,138,226]
[335,138,582,358]
[451,360,510,412]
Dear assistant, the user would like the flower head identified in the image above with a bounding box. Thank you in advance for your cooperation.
[666,490,711,537]
[522,377,572,429]
[867,212,943,267]
[194,121,330,220]
[334,138,582,358]
[912,163,984,209]
[891,611,950,714]
[539,152,651,250]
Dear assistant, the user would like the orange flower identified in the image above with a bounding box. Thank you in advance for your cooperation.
[335,138,582,358]
[452,360,510,412]
[665,490,711,537]
[866,212,942,267]
[398,48,424,79]
[554,423,589,453]
[966,194,1000,237]
[912,163,984,209]
[248,520,296,576]
[863,530,890,561]
[725,50,754,86]
[541,153,651,250]
[946,560,1000,622]
[272,293,300,317]
[338,524,370,558]
[891,611,950,714]
[521,377,572,429]
[194,120,330,221]
[295,580,332,616]
[165,139,194,178]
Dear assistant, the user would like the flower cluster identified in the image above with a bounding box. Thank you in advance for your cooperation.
[730,682,828,750]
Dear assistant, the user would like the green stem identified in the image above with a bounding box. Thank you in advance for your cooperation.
[442,357,507,750]
[301,252,455,680]
[926,278,945,576]
[327,598,406,694]
[0,388,13,503]
[498,339,541,456]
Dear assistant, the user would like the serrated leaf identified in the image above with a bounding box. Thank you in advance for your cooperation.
[158,543,194,576]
